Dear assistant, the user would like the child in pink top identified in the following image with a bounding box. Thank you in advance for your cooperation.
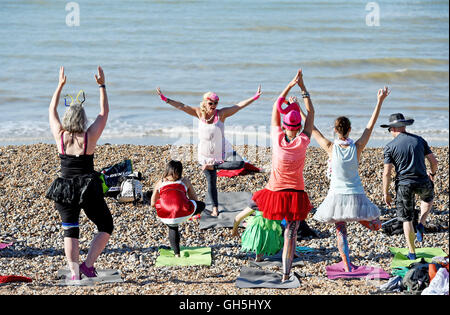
[252,69,315,282]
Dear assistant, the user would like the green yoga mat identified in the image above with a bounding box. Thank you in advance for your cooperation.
[155,247,212,267]
[389,247,448,268]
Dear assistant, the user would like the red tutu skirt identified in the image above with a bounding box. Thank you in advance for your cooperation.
[252,188,312,221]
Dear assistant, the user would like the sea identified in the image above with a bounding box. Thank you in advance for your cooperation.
[0,0,448,148]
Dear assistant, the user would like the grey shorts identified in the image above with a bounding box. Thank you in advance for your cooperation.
[395,180,434,222]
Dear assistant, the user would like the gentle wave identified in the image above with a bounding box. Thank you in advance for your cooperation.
[342,69,449,82]
[1,118,447,145]
[307,57,448,68]
[160,57,448,72]
[404,105,449,111]
[114,89,206,98]
[231,25,297,32]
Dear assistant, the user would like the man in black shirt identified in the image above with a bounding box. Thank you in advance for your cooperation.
[381,113,438,260]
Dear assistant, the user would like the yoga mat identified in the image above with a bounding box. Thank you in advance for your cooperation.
[235,267,300,289]
[199,191,252,230]
[326,261,391,280]
[57,268,123,286]
[249,250,305,269]
[155,247,212,266]
[0,243,12,250]
[389,247,448,268]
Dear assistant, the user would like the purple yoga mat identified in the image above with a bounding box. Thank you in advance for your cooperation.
[326,261,390,280]
[0,243,13,250]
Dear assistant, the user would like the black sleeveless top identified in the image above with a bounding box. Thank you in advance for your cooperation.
[60,132,94,177]
[46,132,101,205]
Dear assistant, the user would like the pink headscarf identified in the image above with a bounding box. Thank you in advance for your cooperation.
[277,97,302,130]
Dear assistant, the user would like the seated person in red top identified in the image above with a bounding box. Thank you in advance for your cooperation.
[151,160,205,257]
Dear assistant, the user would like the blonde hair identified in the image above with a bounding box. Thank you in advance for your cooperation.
[200,91,218,116]
[62,104,88,134]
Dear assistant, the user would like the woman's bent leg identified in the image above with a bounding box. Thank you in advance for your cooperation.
[83,197,113,268]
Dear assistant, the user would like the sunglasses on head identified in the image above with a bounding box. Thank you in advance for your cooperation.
[64,90,85,107]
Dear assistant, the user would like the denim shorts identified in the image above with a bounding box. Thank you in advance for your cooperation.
[395,180,434,222]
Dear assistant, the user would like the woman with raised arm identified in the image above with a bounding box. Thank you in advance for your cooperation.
[299,87,390,272]
[46,66,113,282]
[156,86,261,216]
[250,69,314,282]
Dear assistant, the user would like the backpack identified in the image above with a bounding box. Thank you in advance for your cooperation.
[117,172,143,204]
[382,209,419,236]
[100,159,134,197]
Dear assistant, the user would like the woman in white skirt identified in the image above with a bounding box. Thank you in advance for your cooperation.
[298,87,390,272]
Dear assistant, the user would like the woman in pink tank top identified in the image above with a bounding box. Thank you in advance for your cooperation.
[252,69,315,282]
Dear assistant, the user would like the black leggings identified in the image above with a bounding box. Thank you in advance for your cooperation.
[203,151,244,207]
[55,196,114,239]
[167,201,205,255]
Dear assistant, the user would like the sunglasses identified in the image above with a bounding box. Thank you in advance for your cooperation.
[208,100,218,105]
[64,90,86,107]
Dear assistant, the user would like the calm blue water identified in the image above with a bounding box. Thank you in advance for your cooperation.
[0,0,448,147]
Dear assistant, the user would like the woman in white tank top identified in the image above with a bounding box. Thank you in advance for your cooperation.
[299,87,390,272]
[155,86,261,216]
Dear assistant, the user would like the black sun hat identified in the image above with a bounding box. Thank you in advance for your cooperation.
[380,113,414,128]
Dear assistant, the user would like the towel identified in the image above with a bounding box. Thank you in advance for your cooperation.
[217,162,261,178]
[0,243,13,250]
[0,275,32,284]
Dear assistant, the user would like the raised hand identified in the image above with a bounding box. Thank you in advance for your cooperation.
[288,96,299,104]
[156,87,168,102]
[94,66,105,85]
[252,84,262,101]
[59,66,67,87]
[289,69,302,87]
[377,86,390,102]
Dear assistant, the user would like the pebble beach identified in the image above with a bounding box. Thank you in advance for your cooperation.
[0,143,448,295]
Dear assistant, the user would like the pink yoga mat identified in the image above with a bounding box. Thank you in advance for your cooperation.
[0,243,12,250]
[326,261,390,280]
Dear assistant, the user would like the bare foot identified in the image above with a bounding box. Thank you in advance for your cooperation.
[211,207,219,217]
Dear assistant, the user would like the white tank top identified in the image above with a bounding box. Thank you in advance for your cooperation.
[197,111,232,165]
